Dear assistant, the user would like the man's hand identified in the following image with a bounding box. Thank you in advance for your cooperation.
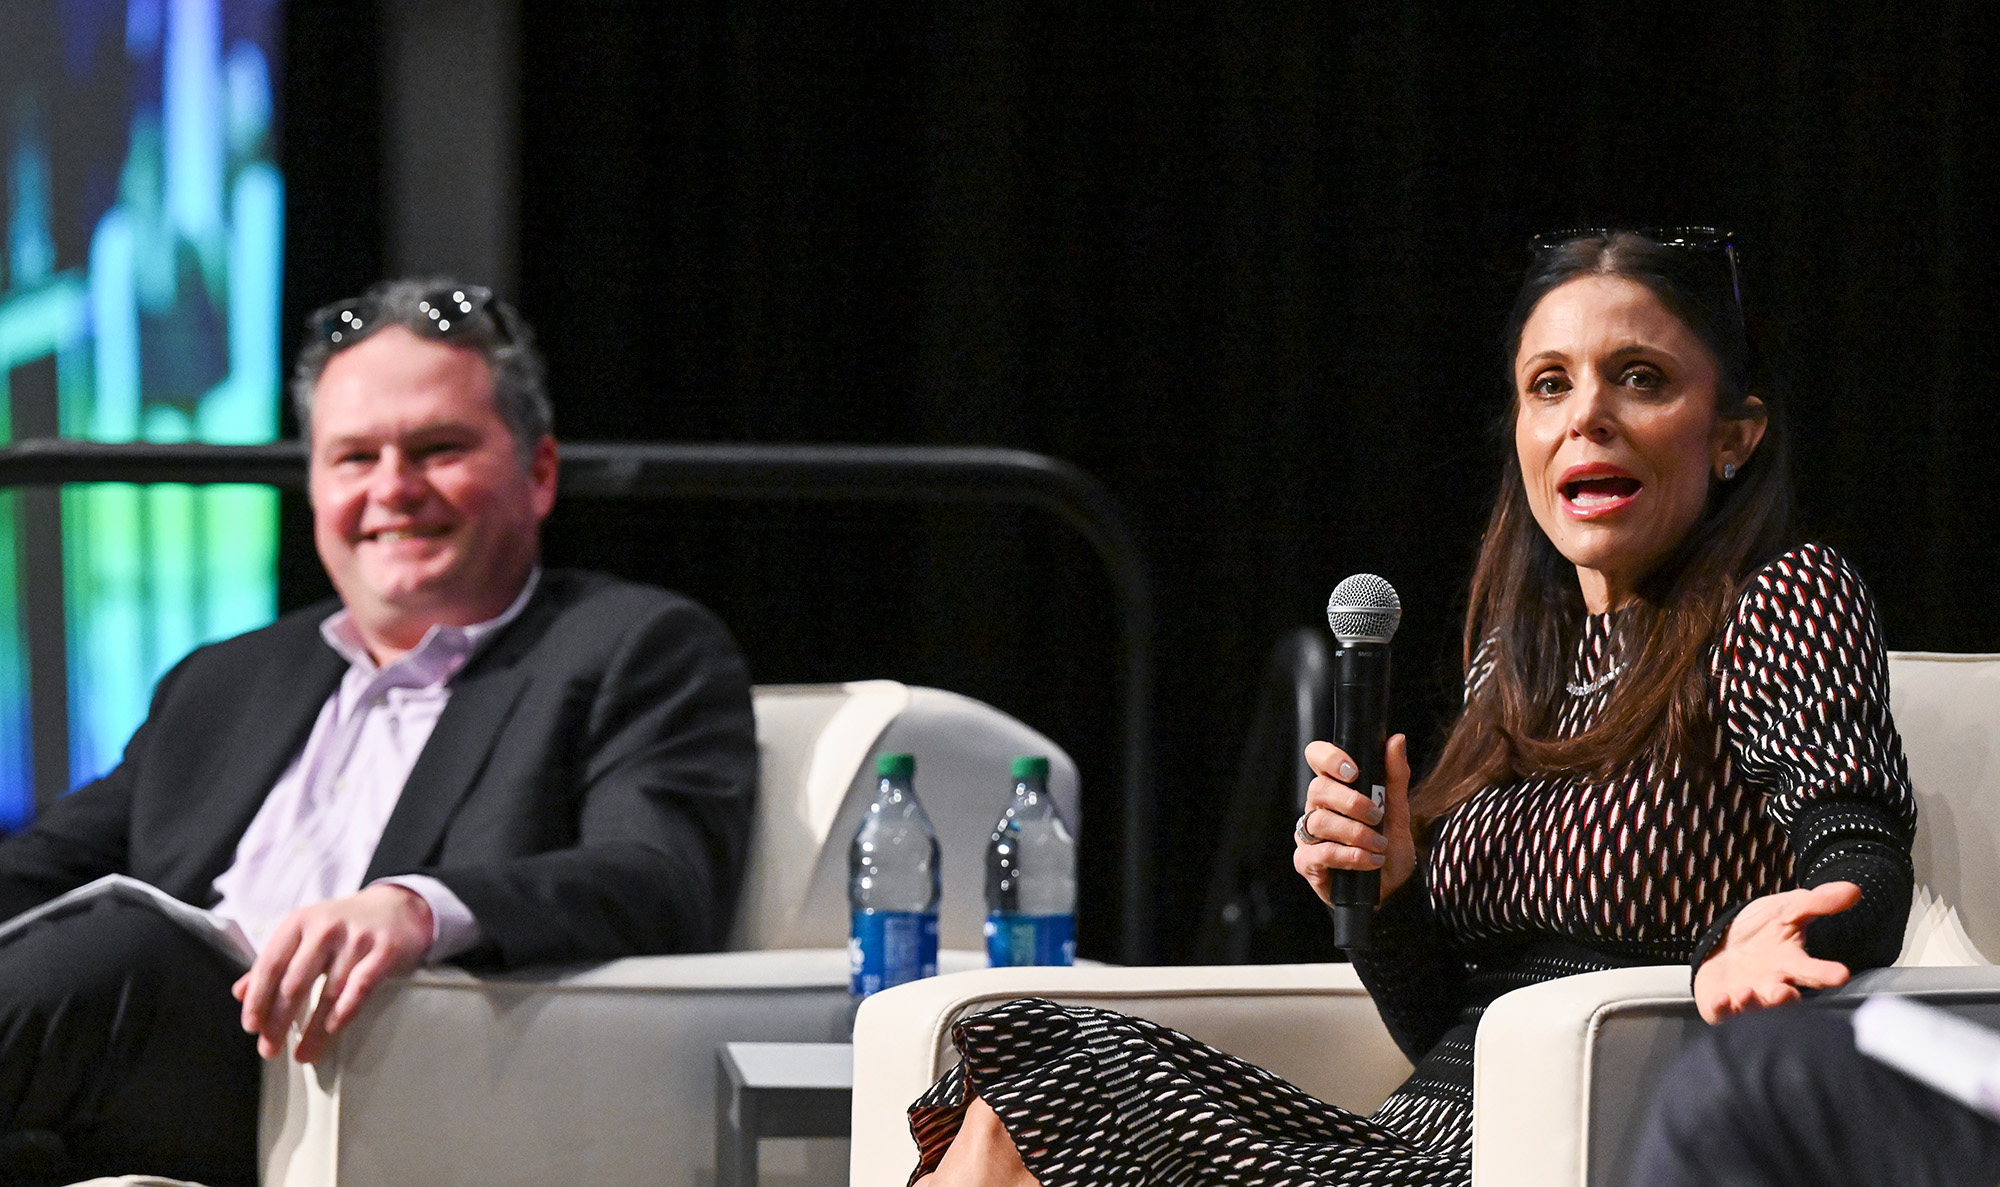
[233,883,434,1063]
[1693,881,1860,1024]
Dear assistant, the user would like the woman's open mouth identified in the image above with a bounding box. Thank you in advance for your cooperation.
[1559,467,1642,516]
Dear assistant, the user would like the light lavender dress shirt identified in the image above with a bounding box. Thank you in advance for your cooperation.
[209,572,539,960]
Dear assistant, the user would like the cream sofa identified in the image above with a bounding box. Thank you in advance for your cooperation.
[256,680,1079,1187]
[848,652,2000,1187]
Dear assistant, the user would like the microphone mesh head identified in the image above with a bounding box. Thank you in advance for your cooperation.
[1326,573,1402,644]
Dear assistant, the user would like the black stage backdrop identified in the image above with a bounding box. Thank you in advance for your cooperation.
[281,2,1995,963]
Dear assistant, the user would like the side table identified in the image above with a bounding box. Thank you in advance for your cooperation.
[717,1041,855,1187]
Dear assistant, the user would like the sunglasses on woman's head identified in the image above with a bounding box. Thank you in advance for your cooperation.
[1529,226,1744,330]
[309,285,511,347]
[1530,226,1731,251]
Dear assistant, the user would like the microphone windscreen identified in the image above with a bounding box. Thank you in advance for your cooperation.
[1326,573,1402,645]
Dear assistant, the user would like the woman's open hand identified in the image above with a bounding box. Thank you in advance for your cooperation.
[1693,881,1861,1024]
[1294,734,1416,905]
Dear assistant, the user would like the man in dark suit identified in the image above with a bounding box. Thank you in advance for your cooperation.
[1631,1002,2000,1187]
[0,280,757,1186]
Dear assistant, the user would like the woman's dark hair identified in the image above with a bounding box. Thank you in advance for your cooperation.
[1409,230,1796,831]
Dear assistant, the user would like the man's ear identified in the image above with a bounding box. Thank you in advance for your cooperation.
[528,435,559,520]
[1715,395,1768,478]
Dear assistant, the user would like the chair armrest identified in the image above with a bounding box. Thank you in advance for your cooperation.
[261,949,981,1187]
[1471,965,1695,1187]
[849,962,1410,1187]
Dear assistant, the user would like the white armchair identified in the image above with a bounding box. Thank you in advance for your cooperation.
[848,652,2000,1187]
[258,680,1078,1187]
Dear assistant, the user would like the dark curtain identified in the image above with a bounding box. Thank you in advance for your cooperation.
[286,1,1994,963]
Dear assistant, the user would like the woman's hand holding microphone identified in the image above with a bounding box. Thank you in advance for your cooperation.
[1293,734,1416,906]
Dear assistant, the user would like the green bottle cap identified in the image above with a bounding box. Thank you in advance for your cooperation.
[876,752,916,779]
[1011,755,1050,780]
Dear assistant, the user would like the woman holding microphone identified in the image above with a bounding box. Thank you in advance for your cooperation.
[911,228,1915,1187]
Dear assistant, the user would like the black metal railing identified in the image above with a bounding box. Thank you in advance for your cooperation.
[0,438,1156,963]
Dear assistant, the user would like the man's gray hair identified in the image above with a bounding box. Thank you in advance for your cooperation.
[291,277,552,463]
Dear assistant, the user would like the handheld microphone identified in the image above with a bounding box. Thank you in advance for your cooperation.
[1324,573,1401,951]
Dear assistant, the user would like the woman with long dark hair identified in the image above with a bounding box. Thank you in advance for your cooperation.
[907,229,1917,1187]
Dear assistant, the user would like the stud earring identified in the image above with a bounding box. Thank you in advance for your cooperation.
[1720,462,1738,480]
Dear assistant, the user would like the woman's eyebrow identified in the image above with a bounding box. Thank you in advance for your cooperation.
[1596,342,1678,365]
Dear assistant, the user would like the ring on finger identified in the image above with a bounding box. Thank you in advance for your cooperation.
[1294,811,1317,845]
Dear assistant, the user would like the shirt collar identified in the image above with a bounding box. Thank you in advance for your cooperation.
[320,567,542,687]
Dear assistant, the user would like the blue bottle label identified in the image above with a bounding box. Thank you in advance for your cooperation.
[983,912,1076,967]
[849,909,939,997]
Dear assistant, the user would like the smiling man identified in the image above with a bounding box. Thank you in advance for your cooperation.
[0,279,758,1187]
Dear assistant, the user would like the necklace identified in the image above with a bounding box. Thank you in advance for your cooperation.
[1566,662,1626,698]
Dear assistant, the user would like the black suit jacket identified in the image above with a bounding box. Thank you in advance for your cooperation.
[0,570,758,969]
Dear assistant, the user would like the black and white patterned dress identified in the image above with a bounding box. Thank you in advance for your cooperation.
[909,543,1916,1186]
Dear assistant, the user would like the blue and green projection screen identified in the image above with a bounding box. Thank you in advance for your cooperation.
[0,0,282,826]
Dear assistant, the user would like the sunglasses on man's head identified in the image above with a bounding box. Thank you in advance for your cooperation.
[309,285,511,347]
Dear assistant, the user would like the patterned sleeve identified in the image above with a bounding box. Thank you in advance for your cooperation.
[1706,542,1916,970]
[1346,876,1468,1062]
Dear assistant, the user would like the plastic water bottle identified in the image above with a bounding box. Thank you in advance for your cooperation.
[848,752,940,999]
[984,755,1076,966]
